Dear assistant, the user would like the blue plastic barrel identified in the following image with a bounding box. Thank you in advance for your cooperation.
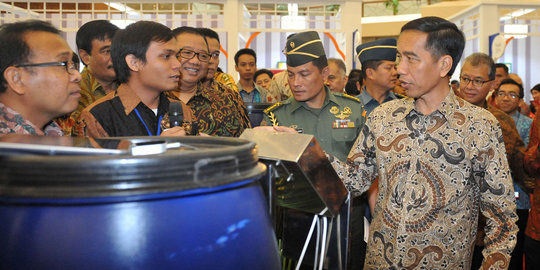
[0,136,280,270]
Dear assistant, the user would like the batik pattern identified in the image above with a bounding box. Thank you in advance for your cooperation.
[332,91,517,269]
[167,80,251,137]
[0,102,63,136]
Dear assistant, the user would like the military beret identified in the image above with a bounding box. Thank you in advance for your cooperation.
[284,31,326,67]
[356,38,397,64]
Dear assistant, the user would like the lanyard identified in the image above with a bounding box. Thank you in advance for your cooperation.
[134,108,163,136]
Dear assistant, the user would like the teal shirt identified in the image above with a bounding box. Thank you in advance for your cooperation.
[262,87,366,161]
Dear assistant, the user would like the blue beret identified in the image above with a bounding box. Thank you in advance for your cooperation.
[356,38,397,64]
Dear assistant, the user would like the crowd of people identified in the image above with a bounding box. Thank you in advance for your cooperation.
[0,16,539,270]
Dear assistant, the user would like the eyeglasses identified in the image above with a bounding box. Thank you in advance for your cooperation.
[15,61,77,74]
[460,76,491,88]
[497,91,519,99]
[177,49,210,62]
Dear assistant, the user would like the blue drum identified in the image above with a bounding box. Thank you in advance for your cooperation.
[0,136,280,270]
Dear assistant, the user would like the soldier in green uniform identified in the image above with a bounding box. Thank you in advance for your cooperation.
[258,31,367,269]
[260,31,366,162]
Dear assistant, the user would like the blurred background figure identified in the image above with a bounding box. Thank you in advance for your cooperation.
[450,79,460,95]
[345,69,362,96]
[393,77,407,96]
[530,84,540,116]
[254,69,273,90]
[325,58,348,93]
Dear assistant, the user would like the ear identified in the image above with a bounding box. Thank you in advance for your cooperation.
[234,65,239,72]
[344,75,348,85]
[438,55,453,78]
[322,66,329,78]
[125,54,141,72]
[366,68,375,80]
[78,49,90,66]
[3,66,26,95]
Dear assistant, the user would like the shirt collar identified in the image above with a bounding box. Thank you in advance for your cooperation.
[359,87,399,105]
[394,89,463,129]
[116,84,145,115]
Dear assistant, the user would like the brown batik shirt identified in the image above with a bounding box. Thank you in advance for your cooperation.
[166,80,250,137]
[332,90,517,269]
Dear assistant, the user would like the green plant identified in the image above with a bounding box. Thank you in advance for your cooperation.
[385,0,399,15]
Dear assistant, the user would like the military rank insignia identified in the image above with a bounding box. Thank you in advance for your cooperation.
[330,106,355,128]
[332,120,355,128]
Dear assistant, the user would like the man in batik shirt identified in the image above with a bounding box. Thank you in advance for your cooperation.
[55,20,119,135]
[525,113,540,270]
[167,27,250,137]
[0,20,81,136]
[332,17,517,269]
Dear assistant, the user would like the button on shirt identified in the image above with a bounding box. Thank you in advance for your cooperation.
[332,90,517,269]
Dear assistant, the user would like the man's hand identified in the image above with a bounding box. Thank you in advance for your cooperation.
[160,126,186,137]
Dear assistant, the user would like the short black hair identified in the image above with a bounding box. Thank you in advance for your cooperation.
[198,28,220,43]
[495,63,509,75]
[111,21,175,84]
[361,59,384,79]
[234,48,256,65]
[498,78,524,98]
[0,20,60,93]
[172,26,208,49]
[451,80,459,85]
[76,20,119,58]
[254,69,273,82]
[345,79,360,96]
[532,83,540,93]
[401,16,465,77]
[311,55,328,72]
[348,69,363,82]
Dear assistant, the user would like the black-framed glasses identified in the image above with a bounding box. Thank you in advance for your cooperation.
[15,61,77,74]
[497,91,519,99]
[460,76,492,88]
[177,49,210,62]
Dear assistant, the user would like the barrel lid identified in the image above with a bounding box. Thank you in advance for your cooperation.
[0,135,265,199]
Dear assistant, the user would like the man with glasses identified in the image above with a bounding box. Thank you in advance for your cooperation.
[74,21,193,137]
[0,20,81,136]
[458,52,532,270]
[165,27,250,137]
[197,28,239,93]
[495,78,533,270]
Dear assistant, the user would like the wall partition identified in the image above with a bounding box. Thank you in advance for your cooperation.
[0,0,361,78]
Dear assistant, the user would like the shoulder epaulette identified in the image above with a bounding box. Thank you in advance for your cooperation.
[264,102,283,114]
[341,93,362,103]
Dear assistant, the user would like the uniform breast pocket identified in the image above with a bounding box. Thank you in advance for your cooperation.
[331,128,358,142]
